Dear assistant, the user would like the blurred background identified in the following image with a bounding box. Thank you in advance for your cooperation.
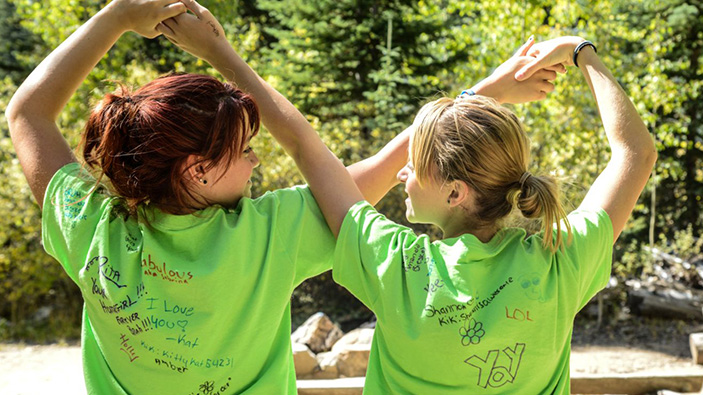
[0,0,701,346]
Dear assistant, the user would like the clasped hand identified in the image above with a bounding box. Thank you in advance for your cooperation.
[107,0,186,39]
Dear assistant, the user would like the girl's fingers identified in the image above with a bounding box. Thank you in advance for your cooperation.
[161,2,187,20]
[180,0,207,19]
[526,48,540,58]
[515,35,535,57]
[157,20,176,36]
[540,81,555,93]
[545,63,567,73]
[515,56,548,81]
[533,69,558,82]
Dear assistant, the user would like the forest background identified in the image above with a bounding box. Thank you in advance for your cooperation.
[0,0,701,341]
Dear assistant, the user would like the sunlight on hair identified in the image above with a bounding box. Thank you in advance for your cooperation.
[410,95,572,252]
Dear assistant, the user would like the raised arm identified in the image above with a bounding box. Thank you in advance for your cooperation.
[161,4,567,233]
[6,0,186,207]
[516,37,657,242]
[159,0,363,236]
[321,38,564,206]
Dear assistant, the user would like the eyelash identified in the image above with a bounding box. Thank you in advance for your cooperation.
[243,147,252,154]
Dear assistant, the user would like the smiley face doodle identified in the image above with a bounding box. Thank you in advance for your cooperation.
[518,272,546,302]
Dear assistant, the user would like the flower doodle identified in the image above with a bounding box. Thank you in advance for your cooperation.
[199,381,214,394]
[460,318,485,346]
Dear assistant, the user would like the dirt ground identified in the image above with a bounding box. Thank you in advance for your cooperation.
[1,318,703,395]
[571,316,703,375]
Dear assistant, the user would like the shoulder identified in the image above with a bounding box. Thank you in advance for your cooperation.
[248,185,318,212]
[340,200,422,250]
[43,162,120,221]
[567,208,612,232]
[526,208,613,255]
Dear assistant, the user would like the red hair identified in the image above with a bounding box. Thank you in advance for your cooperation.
[81,73,260,214]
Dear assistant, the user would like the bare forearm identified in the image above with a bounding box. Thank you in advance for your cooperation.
[577,48,657,240]
[578,49,655,161]
[6,6,125,205]
[202,45,314,160]
[347,127,409,205]
[7,7,124,122]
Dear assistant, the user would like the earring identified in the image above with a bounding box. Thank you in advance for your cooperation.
[200,178,208,185]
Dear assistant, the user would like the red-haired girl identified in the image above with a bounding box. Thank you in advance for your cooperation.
[8,0,561,393]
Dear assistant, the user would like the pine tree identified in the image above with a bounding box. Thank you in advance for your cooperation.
[257,0,466,155]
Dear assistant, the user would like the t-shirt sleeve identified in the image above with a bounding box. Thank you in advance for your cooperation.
[41,162,112,284]
[560,208,614,311]
[268,185,336,284]
[333,201,420,311]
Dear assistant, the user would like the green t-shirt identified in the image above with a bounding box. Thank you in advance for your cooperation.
[333,201,613,394]
[42,163,335,395]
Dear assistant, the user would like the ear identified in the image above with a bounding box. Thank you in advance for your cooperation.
[447,180,471,208]
[183,154,206,184]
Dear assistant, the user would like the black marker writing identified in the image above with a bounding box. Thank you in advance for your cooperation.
[85,256,126,288]
[465,343,525,388]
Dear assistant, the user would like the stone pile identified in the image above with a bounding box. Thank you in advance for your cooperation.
[291,312,374,379]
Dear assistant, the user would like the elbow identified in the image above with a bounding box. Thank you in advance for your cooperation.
[5,94,27,139]
[647,147,658,170]
[5,97,19,130]
[630,147,657,172]
[619,135,658,170]
[643,136,658,170]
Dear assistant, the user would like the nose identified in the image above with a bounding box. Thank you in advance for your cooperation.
[397,164,409,183]
[251,151,260,168]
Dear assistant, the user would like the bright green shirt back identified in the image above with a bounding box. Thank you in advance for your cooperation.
[333,201,613,394]
[42,163,334,395]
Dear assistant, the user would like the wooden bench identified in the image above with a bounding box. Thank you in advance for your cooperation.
[297,371,703,395]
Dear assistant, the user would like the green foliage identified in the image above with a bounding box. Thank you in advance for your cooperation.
[617,224,703,281]
[0,0,41,84]
[1,0,701,340]
[0,79,82,341]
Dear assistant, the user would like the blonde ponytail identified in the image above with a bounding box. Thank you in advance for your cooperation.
[412,95,571,253]
[510,173,571,253]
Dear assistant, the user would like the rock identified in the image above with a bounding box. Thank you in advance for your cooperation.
[359,317,376,329]
[691,333,703,365]
[309,345,370,379]
[292,343,318,378]
[332,345,371,378]
[31,306,52,324]
[292,312,344,353]
[331,328,374,352]
[311,351,340,379]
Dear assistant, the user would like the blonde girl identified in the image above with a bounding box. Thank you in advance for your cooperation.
[333,37,655,393]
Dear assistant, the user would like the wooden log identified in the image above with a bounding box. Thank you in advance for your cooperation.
[691,333,703,365]
[297,372,703,395]
[571,371,703,394]
[297,377,364,395]
[627,288,703,320]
